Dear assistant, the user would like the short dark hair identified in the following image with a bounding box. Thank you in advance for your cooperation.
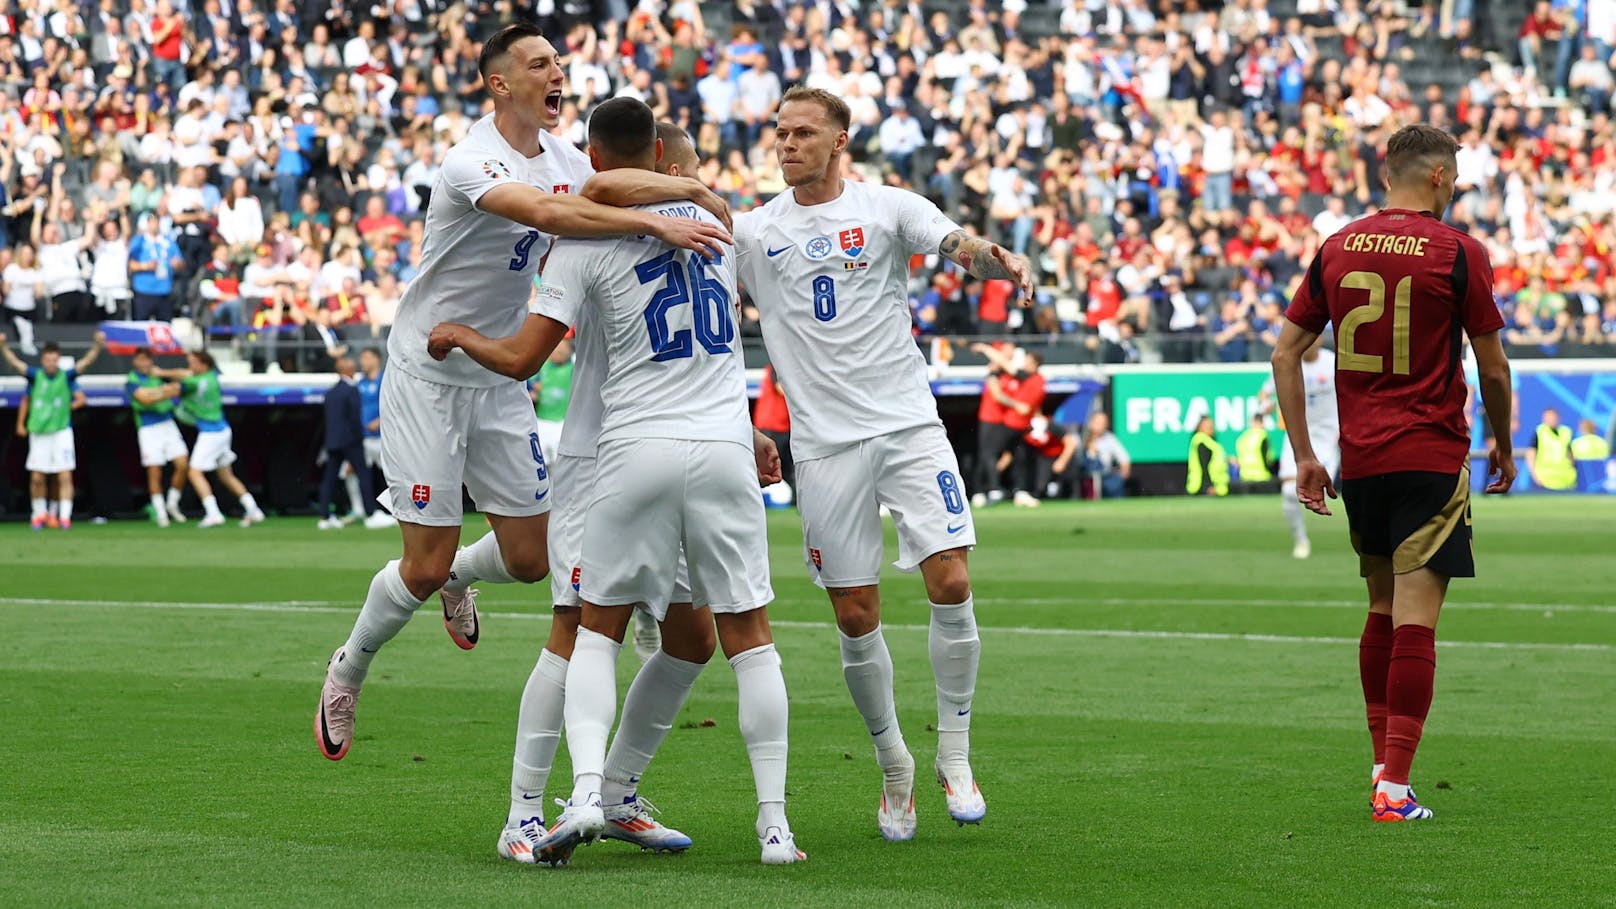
[781,85,851,131]
[191,350,216,370]
[41,341,60,355]
[587,97,657,162]
[656,121,697,166]
[133,346,152,359]
[478,23,547,80]
[1385,124,1460,185]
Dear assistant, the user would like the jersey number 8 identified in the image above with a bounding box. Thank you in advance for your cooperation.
[636,250,734,361]
[812,275,837,322]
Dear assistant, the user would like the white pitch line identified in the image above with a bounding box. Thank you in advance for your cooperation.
[1,597,1607,653]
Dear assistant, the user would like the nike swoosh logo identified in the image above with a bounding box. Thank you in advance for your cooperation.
[628,776,640,784]
[360,645,379,653]
[947,522,966,534]
[766,245,791,257]
[319,710,344,755]
[871,726,890,737]
[957,708,971,716]
[520,792,542,800]
[535,489,548,502]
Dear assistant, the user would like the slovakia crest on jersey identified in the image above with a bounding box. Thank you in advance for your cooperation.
[838,227,866,258]
[552,183,571,194]
[411,484,431,510]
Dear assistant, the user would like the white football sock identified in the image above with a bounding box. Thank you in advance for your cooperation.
[930,597,979,771]
[343,472,364,516]
[602,649,705,806]
[330,560,424,688]
[240,492,260,515]
[58,499,72,522]
[839,627,910,779]
[149,493,165,516]
[1377,780,1410,801]
[565,627,621,806]
[509,648,568,825]
[1371,762,1386,784]
[1282,481,1308,543]
[202,495,223,519]
[30,497,46,518]
[166,487,182,509]
[444,531,515,594]
[731,643,789,837]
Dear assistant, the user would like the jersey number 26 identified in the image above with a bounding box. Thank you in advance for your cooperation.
[636,250,735,361]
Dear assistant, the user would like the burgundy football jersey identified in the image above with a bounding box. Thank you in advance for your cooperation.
[1285,209,1505,479]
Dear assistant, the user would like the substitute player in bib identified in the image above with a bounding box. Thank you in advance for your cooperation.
[2,332,102,529]
[1260,336,1339,559]
[1272,124,1515,823]
[171,350,266,528]
[314,23,734,762]
[430,104,798,865]
[126,347,191,528]
[733,86,1035,840]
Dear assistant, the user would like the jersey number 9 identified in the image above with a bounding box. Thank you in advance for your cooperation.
[636,250,735,361]
[510,230,540,272]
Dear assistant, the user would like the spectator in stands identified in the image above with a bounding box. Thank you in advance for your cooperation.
[2,245,43,354]
[128,213,185,323]
[1211,298,1255,362]
[198,243,245,331]
[216,177,265,261]
[89,215,133,318]
[33,204,96,323]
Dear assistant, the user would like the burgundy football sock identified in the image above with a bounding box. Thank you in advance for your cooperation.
[1382,624,1437,787]
[1358,612,1394,765]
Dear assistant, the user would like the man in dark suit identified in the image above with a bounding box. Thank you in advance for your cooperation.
[318,356,394,529]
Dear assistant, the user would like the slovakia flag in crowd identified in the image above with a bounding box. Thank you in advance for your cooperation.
[100,321,186,356]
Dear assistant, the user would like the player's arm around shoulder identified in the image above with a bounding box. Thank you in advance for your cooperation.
[581,170,732,231]
[476,182,730,260]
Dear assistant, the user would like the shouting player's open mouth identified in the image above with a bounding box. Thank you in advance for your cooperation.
[544,91,562,118]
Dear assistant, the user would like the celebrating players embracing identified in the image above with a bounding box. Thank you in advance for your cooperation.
[1271,124,1515,823]
[733,86,1035,840]
[314,23,732,763]
[430,101,799,865]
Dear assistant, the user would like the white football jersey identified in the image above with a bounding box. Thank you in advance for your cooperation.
[733,181,961,460]
[554,301,606,459]
[1266,347,1340,439]
[532,202,751,449]
[388,115,594,387]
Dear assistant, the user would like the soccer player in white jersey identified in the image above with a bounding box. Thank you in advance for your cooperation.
[731,86,1034,841]
[429,99,800,866]
[1261,336,1340,558]
[472,123,736,866]
[314,23,733,762]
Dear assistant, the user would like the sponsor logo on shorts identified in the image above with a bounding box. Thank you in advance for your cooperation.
[571,566,581,591]
[947,520,966,534]
[411,484,431,510]
[809,547,822,570]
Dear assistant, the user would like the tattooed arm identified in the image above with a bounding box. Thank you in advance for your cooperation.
[938,230,1036,305]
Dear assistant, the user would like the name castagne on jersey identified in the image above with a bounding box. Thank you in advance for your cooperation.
[1339,233,1430,256]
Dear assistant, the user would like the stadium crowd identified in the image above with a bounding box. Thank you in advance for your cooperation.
[0,0,1613,370]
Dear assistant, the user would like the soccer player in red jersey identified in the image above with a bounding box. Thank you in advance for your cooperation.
[1271,124,1517,823]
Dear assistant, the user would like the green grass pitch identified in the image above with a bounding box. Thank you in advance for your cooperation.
[2,496,1611,908]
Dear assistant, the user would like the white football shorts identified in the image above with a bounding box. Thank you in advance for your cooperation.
[137,419,188,468]
[1279,430,1342,484]
[380,367,552,526]
[25,428,75,473]
[548,452,691,608]
[189,427,238,472]
[363,436,381,468]
[795,423,976,588]
[577,438,771,620]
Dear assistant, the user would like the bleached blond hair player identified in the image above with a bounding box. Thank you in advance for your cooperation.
[732,86,1035,840]
[315,23,734,763]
